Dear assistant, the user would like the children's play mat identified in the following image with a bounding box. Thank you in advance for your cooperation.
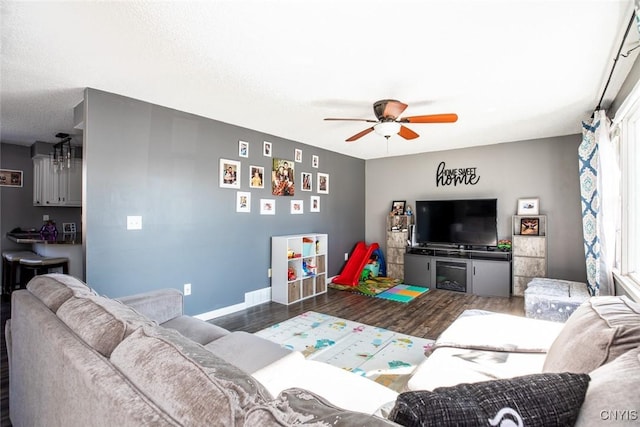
[254,311,434,391]
[329,277,430,303]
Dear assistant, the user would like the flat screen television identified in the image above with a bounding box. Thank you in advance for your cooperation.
[415,198,498,247]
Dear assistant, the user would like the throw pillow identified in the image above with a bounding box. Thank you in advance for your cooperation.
[57,295,155,357]
[543,296,640,373]
[26,273,95,312]
[575,346,640,425]
[246,388,398,426]
[111,326,272,426]
[389,372,590,427]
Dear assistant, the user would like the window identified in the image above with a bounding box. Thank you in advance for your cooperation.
[613,83,640,298]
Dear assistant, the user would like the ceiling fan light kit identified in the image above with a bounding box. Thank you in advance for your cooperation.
[374,122,401,139]
[325,99,458,142]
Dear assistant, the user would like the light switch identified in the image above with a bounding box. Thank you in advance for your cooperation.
[127,216,142,230]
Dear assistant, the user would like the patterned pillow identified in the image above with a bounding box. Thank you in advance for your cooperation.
[389,373,590,427]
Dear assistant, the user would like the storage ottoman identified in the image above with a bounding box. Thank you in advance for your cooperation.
[524,278,591,322]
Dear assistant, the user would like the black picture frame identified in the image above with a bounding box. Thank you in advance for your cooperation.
[391,200,406,215]
[520,217,539,235]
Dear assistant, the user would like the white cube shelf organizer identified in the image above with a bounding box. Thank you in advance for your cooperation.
[271,233,328,305]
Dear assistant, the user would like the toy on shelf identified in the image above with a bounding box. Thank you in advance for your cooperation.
[302,259,317,277]
[498,239,512,252]
[288,266,297,281]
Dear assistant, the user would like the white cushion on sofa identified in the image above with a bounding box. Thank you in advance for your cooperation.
[252,351,398,415]
[435,310,565,353]
[407,346,548,391]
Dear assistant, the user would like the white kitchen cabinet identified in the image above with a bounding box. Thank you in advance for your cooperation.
[33,156,82,207]
[271,234,328,305]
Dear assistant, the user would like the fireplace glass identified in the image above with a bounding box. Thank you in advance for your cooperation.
[435,260,467,293]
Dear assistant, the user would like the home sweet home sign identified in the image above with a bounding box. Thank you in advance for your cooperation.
[436,161,480,187]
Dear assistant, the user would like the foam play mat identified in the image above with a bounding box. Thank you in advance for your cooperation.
[375,284,430,303]
[255,311,434,391]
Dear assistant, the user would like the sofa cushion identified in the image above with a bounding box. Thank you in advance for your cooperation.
[543,296,640,373]
[26,273,95,312]
[406,346,549,391]
[390,373,590,427]
[110,326,272,426]
[204,331,292,373]
[161,315,229,345]
[433,309,564,354]
[57,295,156,357]
[245,388,399,426]
[574,346,640,426]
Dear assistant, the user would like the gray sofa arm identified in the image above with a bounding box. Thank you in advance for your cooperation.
[116,288,183,324]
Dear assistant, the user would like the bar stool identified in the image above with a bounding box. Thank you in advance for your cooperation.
[2,250,37,295]
[19,255,70,288]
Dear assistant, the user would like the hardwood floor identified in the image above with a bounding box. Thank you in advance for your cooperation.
[0,288,524,427]
[211,288,524,340]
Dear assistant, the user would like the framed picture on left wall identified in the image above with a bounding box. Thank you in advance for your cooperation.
[220,159,240,189]
[0,169,23,187]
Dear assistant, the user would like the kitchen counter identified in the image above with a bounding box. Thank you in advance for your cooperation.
[6,232,84,279]
[7,232,81,244]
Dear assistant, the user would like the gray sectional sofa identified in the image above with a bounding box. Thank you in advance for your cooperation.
[6,274,398,426]
[6,273,640,426]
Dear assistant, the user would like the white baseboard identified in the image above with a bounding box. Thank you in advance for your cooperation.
[193,286,272,321]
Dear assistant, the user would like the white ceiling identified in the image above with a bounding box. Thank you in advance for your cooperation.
[1,0,638,160]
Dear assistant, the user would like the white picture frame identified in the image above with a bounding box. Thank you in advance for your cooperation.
[294,148,302,163]
[236,191,251,213]
[317,172,329,194]
[238,140,249,158]
[249,165,265,189]
[310,196,320,212]
[517,198,540,215]
[263,141,272,157]
[260,198,276,215]
[220,158,240,189]
[312,155,319,168]
[290,199,303,214]
[301,172,312,191]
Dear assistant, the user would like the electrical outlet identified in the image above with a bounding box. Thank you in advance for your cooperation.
[344,252,349,261]
[126,215,142,230]
[43,214,49,221]
[268,268,272,278]
[184,283,191,296]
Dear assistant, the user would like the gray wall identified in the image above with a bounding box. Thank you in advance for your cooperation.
[83,88,365,314]
[1,143,81,253]
[365,134,586,283]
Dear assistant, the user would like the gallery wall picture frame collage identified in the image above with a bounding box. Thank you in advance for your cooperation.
[220,141,329,215]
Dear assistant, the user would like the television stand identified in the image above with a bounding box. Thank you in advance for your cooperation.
[404,246,511,297]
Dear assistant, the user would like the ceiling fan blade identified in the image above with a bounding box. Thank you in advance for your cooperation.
[398,125,419,140]
[346,127,374,142]
[324,118,377,122]
[382,100,408,119]
[401,113,458,123]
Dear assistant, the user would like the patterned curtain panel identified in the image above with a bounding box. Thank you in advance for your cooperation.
[579,110,618,296]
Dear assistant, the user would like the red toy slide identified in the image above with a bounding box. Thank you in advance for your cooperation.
[332,241,380,287]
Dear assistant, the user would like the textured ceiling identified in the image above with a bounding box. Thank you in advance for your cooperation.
[1,0,638,160]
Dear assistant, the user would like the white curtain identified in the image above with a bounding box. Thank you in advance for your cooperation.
[579,110,619,295]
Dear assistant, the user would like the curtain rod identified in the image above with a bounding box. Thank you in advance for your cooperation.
[593,11,637,115]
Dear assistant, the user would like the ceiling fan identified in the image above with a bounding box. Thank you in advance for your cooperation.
[324,99,458,142]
